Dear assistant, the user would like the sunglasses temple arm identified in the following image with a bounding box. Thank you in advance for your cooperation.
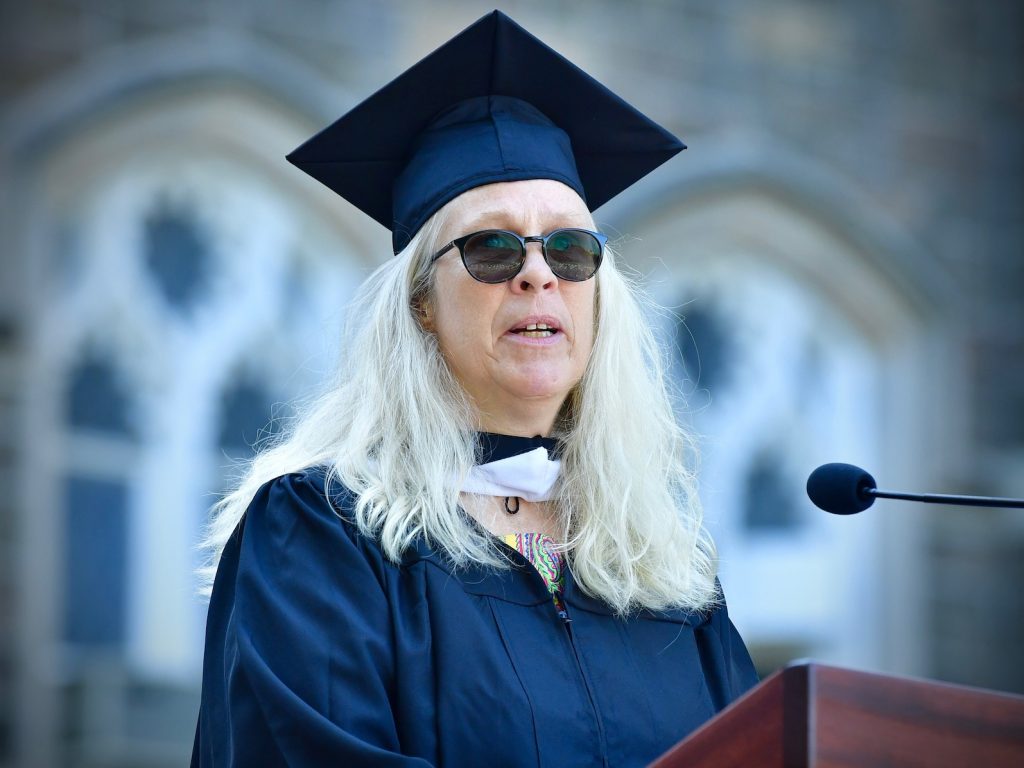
[430,242,456,263]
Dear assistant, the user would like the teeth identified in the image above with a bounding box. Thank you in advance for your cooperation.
[513,321,555,338]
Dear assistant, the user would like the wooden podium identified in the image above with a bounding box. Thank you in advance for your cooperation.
[651,663,1024,767]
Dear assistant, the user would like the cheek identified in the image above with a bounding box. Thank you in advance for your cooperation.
[430,283,499,369]
[434,305,469,362]
[574,322,595,381]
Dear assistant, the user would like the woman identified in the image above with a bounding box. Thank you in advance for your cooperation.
[192,11,757,768]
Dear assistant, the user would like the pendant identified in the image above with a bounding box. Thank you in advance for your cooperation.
[504,496,520,515]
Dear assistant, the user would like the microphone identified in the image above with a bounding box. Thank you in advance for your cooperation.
[806,463,1024,515]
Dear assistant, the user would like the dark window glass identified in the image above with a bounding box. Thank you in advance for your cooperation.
[676,304,731,394]
[65,354,135,437]
[742,454,801,530]
[217,377,280,458]
[144,206,210,311]
[62,475,128,647]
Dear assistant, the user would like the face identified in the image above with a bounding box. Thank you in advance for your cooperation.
[424,179,597,433]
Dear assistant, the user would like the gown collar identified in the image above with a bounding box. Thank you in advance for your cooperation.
[474,431,561,464]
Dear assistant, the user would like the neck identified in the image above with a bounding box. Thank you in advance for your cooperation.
[474,399,561,437]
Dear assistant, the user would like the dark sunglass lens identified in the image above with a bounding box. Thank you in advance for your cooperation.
[545,230,601,281]
[463,231,523,282]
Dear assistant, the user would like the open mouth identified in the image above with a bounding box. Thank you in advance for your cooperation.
[510,322,558,339]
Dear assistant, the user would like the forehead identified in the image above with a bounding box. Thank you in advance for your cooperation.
[439,179,594,240]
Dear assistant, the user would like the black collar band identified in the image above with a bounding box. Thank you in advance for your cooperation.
[475,432,561,465]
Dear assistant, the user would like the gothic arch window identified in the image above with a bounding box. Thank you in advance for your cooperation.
[18,81,371,765]
[216,374,284,462]
[143,203,211,313]
[62,476,129,647]
[65,352,136,437]
[62,352,137,649]
[675,301,734,400]
[633,182,939,677]
[742,451,801,531]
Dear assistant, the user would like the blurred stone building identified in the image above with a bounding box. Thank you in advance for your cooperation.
[0,1,1021,766]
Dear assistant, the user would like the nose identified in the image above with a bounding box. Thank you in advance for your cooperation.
[510,243,557,293]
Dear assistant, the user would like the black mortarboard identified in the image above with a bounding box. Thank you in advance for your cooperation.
[286,10,685,254]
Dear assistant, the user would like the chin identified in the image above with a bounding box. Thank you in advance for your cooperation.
[504,370,578,402]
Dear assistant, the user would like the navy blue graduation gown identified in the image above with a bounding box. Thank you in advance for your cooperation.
[191,469,758,767]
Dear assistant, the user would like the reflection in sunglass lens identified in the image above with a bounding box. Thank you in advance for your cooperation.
[546,230,601,282]
[463,231,522,282]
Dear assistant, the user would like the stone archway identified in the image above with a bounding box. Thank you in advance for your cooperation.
[3,35,380,766]
[603,144,959,678]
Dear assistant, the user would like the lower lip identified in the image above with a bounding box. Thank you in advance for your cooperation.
[503,330,564,346]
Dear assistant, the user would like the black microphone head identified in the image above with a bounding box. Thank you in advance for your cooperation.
[807,463,877,515]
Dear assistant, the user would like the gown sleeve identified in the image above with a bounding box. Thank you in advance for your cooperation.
[191,471,433,768]
[695,580,761,712]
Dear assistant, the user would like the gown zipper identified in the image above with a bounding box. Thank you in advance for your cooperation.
[553,587,609,767]
[496,540,609,765]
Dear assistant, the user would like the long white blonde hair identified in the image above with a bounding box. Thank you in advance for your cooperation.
[199,202,719,615]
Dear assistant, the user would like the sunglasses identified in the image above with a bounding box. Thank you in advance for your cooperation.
[431,228,607,283]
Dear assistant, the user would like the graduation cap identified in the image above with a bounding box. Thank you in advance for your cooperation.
[287,9,685,254]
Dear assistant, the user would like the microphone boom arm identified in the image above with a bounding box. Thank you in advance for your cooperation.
[867,488,1024,509]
